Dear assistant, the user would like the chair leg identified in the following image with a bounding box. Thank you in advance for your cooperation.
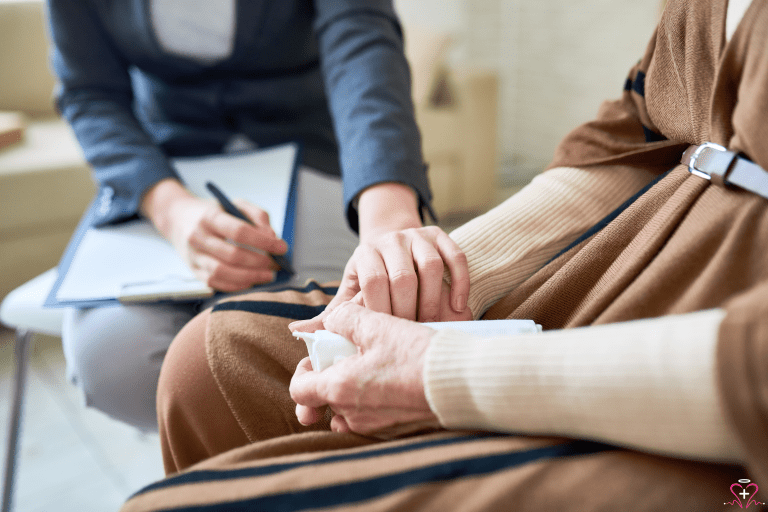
[1,329,33,512]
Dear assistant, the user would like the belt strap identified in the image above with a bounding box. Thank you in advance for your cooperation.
[681,142,768,200]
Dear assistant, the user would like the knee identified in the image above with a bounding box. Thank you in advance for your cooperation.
[157,308,214,432]
[158,308,254,473]
[62,304,192,431]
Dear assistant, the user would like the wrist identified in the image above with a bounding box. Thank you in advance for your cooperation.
[357,182,422,242]
[140,178,195,238]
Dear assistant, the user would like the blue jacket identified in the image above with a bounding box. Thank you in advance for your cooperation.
[47,0,432,231]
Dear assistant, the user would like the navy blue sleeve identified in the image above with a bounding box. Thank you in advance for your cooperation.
[313,0,435,231]
[47,0,178,226]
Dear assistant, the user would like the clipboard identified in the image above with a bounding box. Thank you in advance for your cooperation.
[45,142,301,308]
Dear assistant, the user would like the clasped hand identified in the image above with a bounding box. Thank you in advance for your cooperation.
[291,224,470,336]
[289,301,442,436]
[289,247,472,436]
[288,203,472,435]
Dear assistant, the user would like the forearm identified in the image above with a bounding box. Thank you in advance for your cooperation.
[314,5,431,232]
[356,182,422,242]
[424,309,745,463]
[450,165,656,318]
[139,178,196,238]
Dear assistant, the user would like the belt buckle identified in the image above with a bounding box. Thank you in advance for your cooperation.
[687,142,727,180]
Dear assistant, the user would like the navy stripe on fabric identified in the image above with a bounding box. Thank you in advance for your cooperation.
[643,125,668,143]
[631,70,645,96]
[211,282,338,319]
[148,440,612,512]
[264,282,338,295]
[545,169,671,266]
[212,301,326,320]
[133,433,509,498]
[623,77,633,91]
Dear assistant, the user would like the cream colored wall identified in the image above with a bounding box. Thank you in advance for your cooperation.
[394,0,660,185]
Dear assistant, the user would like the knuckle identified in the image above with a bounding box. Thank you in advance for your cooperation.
[327,379,353,405]
[389,268,417,286]
[351,245,366,259]
[218,243,239,263]
[231,223,251,241]
[202,205,220,224]
[420,298,441,313]
[383,231,406,245]
[207,261,224,280]
[448,249,468,267]
[187,229,202,248]
[417,254,444,272]
[359,270,389,289]
[229,251,248,267]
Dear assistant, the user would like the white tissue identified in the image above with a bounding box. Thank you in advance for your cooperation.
[293,319,542,372]
[294,330,358,372]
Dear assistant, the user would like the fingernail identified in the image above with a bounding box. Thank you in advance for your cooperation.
[454,294,467,312]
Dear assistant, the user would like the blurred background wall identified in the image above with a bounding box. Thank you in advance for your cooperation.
[395,0,660,186]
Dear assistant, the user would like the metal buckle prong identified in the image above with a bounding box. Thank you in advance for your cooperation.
[688,142,726,180]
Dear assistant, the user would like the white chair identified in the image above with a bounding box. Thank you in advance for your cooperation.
[0,269,64,512]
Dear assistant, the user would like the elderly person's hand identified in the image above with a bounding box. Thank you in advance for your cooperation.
[290,301,446,437]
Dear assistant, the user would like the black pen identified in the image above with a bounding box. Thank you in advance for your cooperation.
[205,181,295,275]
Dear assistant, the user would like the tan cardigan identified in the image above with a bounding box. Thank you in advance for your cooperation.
[425,0,767,480]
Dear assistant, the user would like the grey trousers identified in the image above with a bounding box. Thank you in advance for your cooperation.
[62,167,358,431]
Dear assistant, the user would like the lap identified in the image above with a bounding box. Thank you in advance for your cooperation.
[123,430,742,512]
[151,282,744,510]
[157,280,343,472]
[63,302,199,431]
[204,281,341,442]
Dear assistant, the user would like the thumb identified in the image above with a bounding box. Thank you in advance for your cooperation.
[323,301,389,351]
[289,315,325,334]
[289,282,358,333]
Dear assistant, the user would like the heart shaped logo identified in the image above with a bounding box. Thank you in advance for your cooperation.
[725,480,765,508]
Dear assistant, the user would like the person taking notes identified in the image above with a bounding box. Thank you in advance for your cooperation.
[48,0,469,431]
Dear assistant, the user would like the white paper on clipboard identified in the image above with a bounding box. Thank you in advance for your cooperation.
[49,143,298,306]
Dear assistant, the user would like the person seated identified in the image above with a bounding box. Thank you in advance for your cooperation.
[47,0,458,432]
[122,0,768,510]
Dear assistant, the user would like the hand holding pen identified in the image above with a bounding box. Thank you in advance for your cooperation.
[206,181,295,275]
[140,177,290,292]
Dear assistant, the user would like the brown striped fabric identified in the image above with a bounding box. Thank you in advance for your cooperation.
[125,430,741,512]
[129,0,768,509]
[157,282,339,474]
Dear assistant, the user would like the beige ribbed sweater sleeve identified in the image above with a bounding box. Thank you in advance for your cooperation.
[449,165,656,319]
[423,309,745,463]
